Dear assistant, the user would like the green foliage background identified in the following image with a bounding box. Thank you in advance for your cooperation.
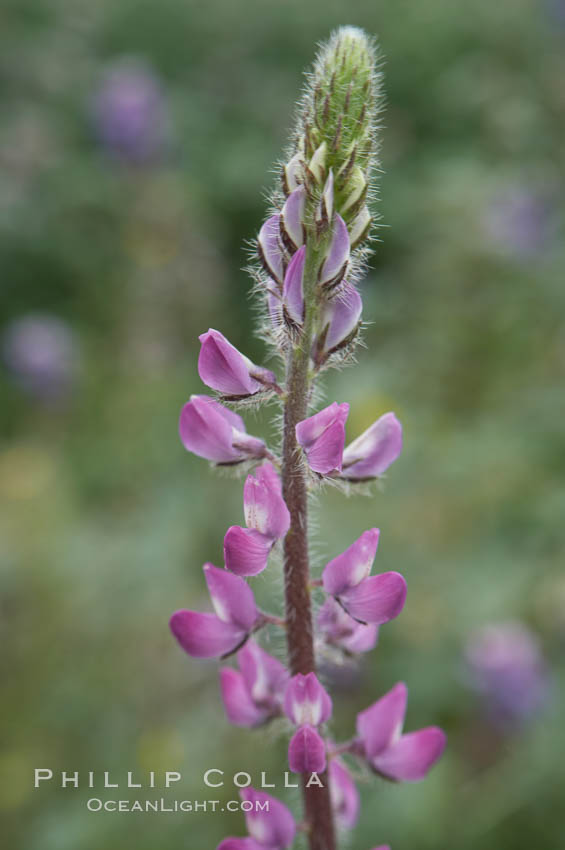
[1,1,564,848]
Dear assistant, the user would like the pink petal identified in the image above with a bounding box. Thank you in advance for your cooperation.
[204,563,257,630]
[169,610,245,658]
[258,214,285,285]
[341,412,403,480]
[179,395,243,463]
[224,526,273,576]
[198,329,261,396]
[317,598,378,654]
[238,641,288,708]
[320,284,363,352]
[373,727,447,782]
[241,787,296,849]
[288,725,327,773]
[319,214,350,289]
[322,528,380,596]
[243,463,290,540]
[356,683,408,759]
[281,186,306,250]
[282,245,305,325]
[304,419,346,475]
[342,621,379,653]
[284,672,332,726]
[329,758,360,830]
[219,668,270,727]
[179,395,265,464]
[296,402,349,475]
[339,572,407,625]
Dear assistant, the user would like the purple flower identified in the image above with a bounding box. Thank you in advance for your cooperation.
[318,597,379,653]
[220,640,288,727]
[269,246,306,332]
[288,724,327,774]
[319,214,350,289]
[317,284,363,356]
[170,564,259,658]
[224,463,290,576]
[329,757,360,829]
[296,402,349,475]
[355,683,446,782]
[465,622,549,725]
[281,186,306,251]
[340,412,402,480]
[284,673,332,773]
[217,788,295,850]
[2,314,78,400]
[179,395,266,464]
[92,60,169,163]
[241,787,296,849]
[322,529,406,625]
[198,329,276,397]
[258,215,285,286]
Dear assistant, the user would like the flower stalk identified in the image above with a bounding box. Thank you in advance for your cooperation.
[170,27,446,850]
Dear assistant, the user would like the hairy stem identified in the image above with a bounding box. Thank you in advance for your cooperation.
[281,239,337,850]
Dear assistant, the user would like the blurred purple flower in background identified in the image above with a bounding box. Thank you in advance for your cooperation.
[465,622,550,727]
[2,314,79,401]
[92,59,170,163]
[485,189,551,258]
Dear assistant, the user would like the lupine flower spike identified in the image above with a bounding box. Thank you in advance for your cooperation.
[170,27,445,850]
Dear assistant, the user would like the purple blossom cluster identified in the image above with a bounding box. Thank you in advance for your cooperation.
[169,28,446,850]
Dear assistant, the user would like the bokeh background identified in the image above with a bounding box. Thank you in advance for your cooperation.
[1,0,564,848]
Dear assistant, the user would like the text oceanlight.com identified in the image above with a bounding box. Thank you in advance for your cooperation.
[86,798,269,814]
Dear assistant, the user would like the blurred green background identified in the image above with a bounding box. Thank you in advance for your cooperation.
[1,0,564,848]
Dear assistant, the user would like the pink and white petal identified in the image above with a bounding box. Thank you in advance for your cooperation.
[219,668,269,727]
[198,329,260,396]
[203,563,258,630]
[284,152,304,194]
[284,672,332,726]
[342,622,379,654]
[303,419,347,475]
[356,683,408,759]
[321,284,363,352]
[322,528,380,596]
[169,610,245,659]
[373,727,447,782]
[295,402,349,450]
[241,787,296,849]
[339,571,407,625]
[224,526,273,577]
[319,214,350,288]
[230,427,267,461]
[258,215,285,285]
[179,396,241,463]
[341,412,403,479]
[330,758,360,830]
[243,466,290,540]
[281,186,306,249]
[282,245,305,325]
[288,725,327,774]
[238,641,289,707]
